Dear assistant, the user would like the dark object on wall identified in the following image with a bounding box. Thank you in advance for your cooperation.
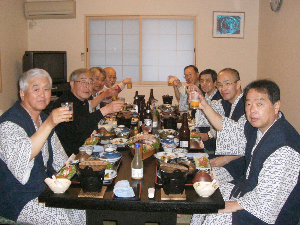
[22,51,67,84]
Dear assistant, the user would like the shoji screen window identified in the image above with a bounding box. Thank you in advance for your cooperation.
[87,16,195,83]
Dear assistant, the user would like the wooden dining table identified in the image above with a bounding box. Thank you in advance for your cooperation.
[38,126,225,225]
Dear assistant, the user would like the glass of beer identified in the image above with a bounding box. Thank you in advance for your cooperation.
[127,78,132,89]
[168,76,174,86]
[61,102,73,121]
[190,91,200,109]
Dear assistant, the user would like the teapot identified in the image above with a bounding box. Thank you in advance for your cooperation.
[192,170,212,184]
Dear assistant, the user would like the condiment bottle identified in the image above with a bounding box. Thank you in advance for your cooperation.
[131,143,143,179]
[179,112,190,150]
[152,106,158,129]
[144,101,153,134]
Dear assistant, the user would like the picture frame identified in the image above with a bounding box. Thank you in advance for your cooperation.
[213,12,245,38]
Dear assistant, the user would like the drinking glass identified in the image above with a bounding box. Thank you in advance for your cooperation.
[61,102,73,121]
[189,89,200,109]
[127,79,132,89]
[168,76,174,86]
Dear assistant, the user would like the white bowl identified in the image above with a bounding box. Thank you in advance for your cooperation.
[172,148,188,157]
[98,124,113,132]
[163,146,176,153]
[79,146,94,155]
[193,181,217,197]
[45,178,71,194]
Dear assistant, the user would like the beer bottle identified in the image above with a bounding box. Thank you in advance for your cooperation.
[133,91,139,113]
[148,89,154,104]
[179,112,190,150]
[143,101,153,134]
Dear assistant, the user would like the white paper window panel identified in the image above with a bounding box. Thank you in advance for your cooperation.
[142,50,159,66]
[177,35,194,51]
[123,51,139,65]
[176,51,194,67]
[89,20,105,34]
[106,51,122,66]
[142,66,159,81]
[89,35,105,51]
[123,19,139,34]
[159,19,177,34]
[123,66,139,81]
[159,51,177,66]
[158,66,178,82]
[159,35,176,51]
[177,19,194,34]
[89,51,105,66]
[123,35,139,50]
[106,35,122,51]
[143,66,184,82]
[106,20,122,34]
[142,19,159,34]
[142,35,159,50]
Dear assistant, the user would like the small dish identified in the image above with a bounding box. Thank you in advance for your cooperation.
[104,169,117,182]
[154,152,178,160]
[110,138,128,147]
[104,144,118,152]
[172,148,188,157]
[45,178,71,194]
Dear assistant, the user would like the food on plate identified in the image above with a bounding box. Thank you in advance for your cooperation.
[193,155,210,168]
[128,133,159,152]
[190,131,200,138]
[84,135,99,145]
[158,129,176,139]
[56,165,76,179]
[105,173,110,179]
[106,163,113,169]
[160,162,189,173]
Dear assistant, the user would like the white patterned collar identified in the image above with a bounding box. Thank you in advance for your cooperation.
[229,93,243,118]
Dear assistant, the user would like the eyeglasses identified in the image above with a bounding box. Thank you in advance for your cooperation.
[216,80,238,88]
[94,77,106,82]
[74,80,94,86]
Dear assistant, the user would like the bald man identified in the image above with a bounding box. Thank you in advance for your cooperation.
[99,67,132,105]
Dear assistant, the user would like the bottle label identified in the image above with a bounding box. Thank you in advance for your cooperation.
[180,141,189,148]
[153,121,158,128]
[144,119,152,132]
[133,104,138,113]
[132,168,143,179]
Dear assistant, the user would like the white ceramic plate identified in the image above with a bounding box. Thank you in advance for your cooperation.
[110,138,128,147]
[154,152,178,160]
[104,169,117,182]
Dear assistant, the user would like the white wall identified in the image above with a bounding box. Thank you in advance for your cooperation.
[0,0,28,112]
[258,0,300,132]
[27,0,259,105]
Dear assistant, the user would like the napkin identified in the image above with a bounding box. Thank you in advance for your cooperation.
[113,180,135,198]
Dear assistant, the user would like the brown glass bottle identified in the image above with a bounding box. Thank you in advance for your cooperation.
[138,100,145,132]
[179,112,190,150]
[144,101,153,134]
[133,91,139,113]
[148,89,154,104]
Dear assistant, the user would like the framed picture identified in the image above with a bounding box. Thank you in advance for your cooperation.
[213,12,245,38]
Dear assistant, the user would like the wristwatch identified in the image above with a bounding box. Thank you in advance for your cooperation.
[270,0,282,12]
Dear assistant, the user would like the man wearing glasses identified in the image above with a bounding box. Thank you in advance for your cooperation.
[52,68,124,156]
[99,67,132,106]
[170,65,203,112]
[195,68,245,183]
